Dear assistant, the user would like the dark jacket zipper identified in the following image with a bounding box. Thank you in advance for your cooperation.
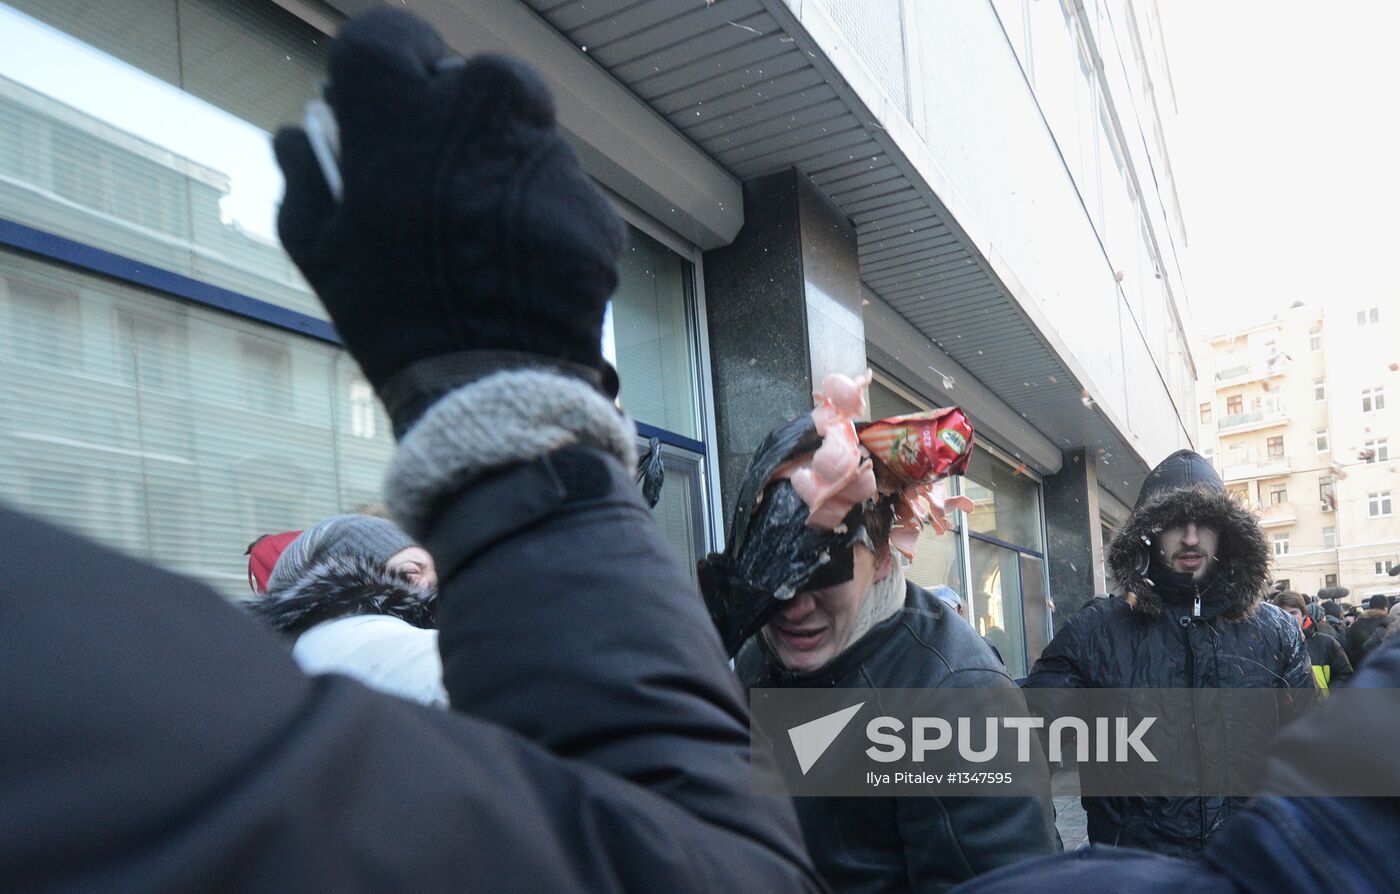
[1185,584,1208,849]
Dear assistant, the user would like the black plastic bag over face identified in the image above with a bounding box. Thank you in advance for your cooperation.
[698,416,866,656]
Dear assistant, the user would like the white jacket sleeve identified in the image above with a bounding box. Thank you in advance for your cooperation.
[293,615,447,707]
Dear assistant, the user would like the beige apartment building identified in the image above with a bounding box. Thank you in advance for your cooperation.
[1197,302,1398,605]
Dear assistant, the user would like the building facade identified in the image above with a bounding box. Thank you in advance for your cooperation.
[1196,302,1399,605]
[0,0,1195,677]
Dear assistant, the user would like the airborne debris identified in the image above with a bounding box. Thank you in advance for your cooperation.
[727,21,762,35]
[1081,390,1095,409]
[928,365,955,390]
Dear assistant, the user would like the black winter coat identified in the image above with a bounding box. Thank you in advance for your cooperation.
[1302,620,1353,689]
[1026,451,1313,859]
[737,582,1059,893]
[950,636,1400,894]
[0,445,823,891]
[1345,609,1393,668]
[1322,616,1349,648]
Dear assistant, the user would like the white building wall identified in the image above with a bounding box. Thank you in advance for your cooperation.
[788,0,1195,470]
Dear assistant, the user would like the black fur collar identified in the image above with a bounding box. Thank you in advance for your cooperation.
[246,555,436,637]
[1106,485,1270,621]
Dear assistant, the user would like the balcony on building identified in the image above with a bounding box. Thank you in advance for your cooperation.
[1214,355,1288,388]
[1258,502,1299,528]
[1222,456,1292,482]
[1217,407,1289,435]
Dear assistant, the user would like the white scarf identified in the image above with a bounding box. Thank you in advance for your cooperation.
[841,557,907,656]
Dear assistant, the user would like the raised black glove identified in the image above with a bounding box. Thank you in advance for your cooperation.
[273,8,626,436]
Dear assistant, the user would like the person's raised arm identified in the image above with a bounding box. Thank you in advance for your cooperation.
[272,7,820,887]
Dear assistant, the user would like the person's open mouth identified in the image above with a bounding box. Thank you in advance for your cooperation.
[773,624,829,651]
[1175,553,1205,571]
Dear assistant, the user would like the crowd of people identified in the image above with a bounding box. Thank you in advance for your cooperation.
[2,9,1397,893]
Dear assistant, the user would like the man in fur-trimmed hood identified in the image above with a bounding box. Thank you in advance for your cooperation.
[1026,449,1314,859]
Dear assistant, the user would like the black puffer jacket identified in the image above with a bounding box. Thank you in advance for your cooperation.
[1301,620,1353,690]
[1026,450,1313,859]
[737,581,1059,893]
[1345,608,1393,668]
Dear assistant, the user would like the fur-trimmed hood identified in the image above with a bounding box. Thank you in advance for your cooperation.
[245,554,436,637]
[1107,466,1271,622]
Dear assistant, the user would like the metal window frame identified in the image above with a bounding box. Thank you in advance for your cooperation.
[0,219,338,342]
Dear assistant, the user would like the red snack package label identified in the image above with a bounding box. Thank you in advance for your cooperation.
[857,407,975,485]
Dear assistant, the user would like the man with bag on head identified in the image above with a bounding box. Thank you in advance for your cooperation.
[1025,449,1314,858]
[700,397,1059,893]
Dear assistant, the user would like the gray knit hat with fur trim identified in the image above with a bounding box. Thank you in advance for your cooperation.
[266,514,415,595]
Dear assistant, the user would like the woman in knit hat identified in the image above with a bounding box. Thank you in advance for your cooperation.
[249,514,446,707]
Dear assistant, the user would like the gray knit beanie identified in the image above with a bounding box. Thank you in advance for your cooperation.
[266,514,415,595]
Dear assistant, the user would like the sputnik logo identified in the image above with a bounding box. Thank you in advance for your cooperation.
[788,702,865,775]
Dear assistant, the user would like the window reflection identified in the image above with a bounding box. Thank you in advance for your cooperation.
[969,537,1027,678]
[0,1,323,316]
[907,523,965,595]
[964,447,1043,551]
[643,441,708,585]
[609,227,701,439]
[0,247,395,598]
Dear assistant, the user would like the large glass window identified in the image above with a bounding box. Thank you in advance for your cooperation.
[607,223,710,572]
[0,247,394,598]
[907,523,967,596]
[964,447,1044,552]
[643,440,708,584]
[1019,553,1051,674]
[963,443,1048,677]
[969,537,1027,678]
[0,0,717,593]
[609,227,701,440]
[2,241,713,595]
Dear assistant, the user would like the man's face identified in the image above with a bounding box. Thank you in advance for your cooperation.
[1154,522,1219,581]
[764,546,885,673]
[1283,606,1305,629]
[1345,615,1355,627]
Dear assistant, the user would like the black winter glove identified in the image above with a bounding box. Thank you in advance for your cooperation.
[273,8,626,436]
